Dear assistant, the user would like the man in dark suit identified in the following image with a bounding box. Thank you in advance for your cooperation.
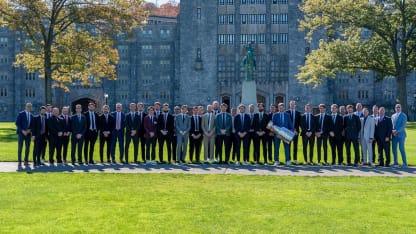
[99,105,114,163]
[144,106,158,164]
[31,106,47,166]
[315,104,331,165]
[71,104,87,164]
[189,106,203,163]
[300,104,317,165]
[47,107,64,164]
[286,100,301,164]
[84,102,99,164]
[216,103,233,163]
[230,107,238,162]
[267,104,277,163]
[125,103,140,164]
[234,104,251,165]
[42,103,53,164]
[247,104,257,164]
[344,104,361,166]
[254,103,269,164]
[137,102,147,162]
[15,102,33,166]
[154,102,162,119]
[158,103,175,163]
[328,104,344,165]
[111,103,125,163]
[272,103,294,166]
[375,107,392,167]
[60,106,71,164]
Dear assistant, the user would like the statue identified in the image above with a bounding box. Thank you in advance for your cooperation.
[242,44,256,81]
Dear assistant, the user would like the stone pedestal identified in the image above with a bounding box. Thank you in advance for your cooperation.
[241,80,257,108]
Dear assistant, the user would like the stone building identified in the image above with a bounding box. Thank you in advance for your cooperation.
[1,1,416,121]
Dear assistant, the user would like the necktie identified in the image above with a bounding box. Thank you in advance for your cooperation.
[260,112,263,122]
[320,114,324,131]
[26,112,30,128]
[116,112,121,130]
[65,115,68,125]
[151,116,153,123]
[280,113,283,124]
[182,114,185,123]
[222,113,225,128]
[250,114,253,125]
[308,114,310,130]
[292,110,295,124]
[208,113,212,129]
[349,114,352,120]
[131,112,134,121]
[78,114,81,122]
[91,112,95,130]
[195,116,199,131]
[164,114,167,129]
[105,114,108,123]
[333,115,336,124]
[241,114,244,128]
[140,112,143,123]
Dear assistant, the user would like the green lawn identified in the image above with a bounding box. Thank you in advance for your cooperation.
[1,122,415,165]
[0,174,414,233]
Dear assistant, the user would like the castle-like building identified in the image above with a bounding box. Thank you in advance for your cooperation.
[0,0,415,121]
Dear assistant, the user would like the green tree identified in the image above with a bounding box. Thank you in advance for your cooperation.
[0,0,148,104]
[297,0,416,113]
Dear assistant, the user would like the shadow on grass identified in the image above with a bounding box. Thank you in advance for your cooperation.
[0,128,18,142]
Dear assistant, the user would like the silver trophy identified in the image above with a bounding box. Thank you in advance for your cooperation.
[266,121,295,144]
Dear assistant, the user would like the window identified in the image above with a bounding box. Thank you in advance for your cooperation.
[197,8,201,19]
[218,0,234,5]
[257,34,265,44]
[219,14,234,25]
[271,33,288,44]
[0,56,8,64]
[160,45,170,54]
[196,48,202,61]
[218,34,235,45]
[25,72,36,81]
[358,90,369,99]
[272,0,287,3]
[142,91,150,99]
[160,60,170,69]
[0,74,8,81]
[0,88,7,97]
[142,60,152,69]
[160,91,170,99]
[240,34,256,44]
[0,37,8,47]
[25,88,35,98]
[271,14,288,24]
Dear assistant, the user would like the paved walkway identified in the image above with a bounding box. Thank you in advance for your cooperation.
[1,162,415,177]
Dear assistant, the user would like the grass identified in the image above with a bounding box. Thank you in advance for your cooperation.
[1,122,415,165]
[0,173,415,233]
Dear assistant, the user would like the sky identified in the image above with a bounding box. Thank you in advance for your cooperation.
[146,0,179,6]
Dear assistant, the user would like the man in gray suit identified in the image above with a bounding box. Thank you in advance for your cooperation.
[360,108,375,166]
[175,105,191,163]
[202,105,216,163]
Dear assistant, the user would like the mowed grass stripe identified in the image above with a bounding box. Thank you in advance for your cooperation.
[0,174,415,233]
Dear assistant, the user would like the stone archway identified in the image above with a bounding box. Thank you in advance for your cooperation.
[71,98,96,114]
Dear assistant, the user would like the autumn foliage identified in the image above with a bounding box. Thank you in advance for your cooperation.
[144,2,180,17]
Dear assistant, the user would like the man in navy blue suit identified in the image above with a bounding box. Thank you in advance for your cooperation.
[15,103,33,166]
[272,103,294,166]
[233,104,251,165]
[111,103,125,163]
[375,107,392,167]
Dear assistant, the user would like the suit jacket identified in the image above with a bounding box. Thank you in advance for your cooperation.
[175,113,191,135]
[247,112,256,132]
[125,112,141,133]
[286,109,301,132]
[215,112,232,136]
[47,116,64,136]
[343,114,361,140]
[99,114,115,135]
[157,112,175,135]
[315,113,331,135]
[375,115,392,140]
[234,113,251,134]
[85,111,100,131]
[391,112,407,138]
[201,112,216,135]
[15,111,33,134]
[31,115,42,137]
[144,115,158,139]
[137,111,147,137]
[190,115,202,136]
[253,112,269,132]
[272,112,294,130]
[112,111,125,132]
[328,114,343,139]
[360,116,375,140]
[60,114,71,133]
[70,114,87,136]
[300,113,317,136]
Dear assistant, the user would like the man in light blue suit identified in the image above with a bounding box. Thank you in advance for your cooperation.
[272,103,294,166]
[175,105,191,163]
[391,104,408,168]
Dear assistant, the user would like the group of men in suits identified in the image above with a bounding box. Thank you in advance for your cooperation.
[15,100,408,168]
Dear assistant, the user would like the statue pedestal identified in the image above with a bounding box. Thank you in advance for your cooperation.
[241,80,257,108]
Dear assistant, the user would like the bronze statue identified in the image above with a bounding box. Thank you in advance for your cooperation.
[243,44,256,81]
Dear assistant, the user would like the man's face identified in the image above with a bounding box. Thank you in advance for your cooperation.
[137,104,144,112]
[129,104,136,112]
[290,101,296,109]
[174,108,180,114]
[103,106,109,114]
[319,106,326,114]
[46,106,52,112]
[221,105,227,113]
[363,109,369,117]
[26,103,32,112]
[76,105,82,114]
[372,107,379,115]
[148,109,154,116]
[258,105,264,112]
[207,105,213,113]
[181,107,188,114]
[305,106,311,113]
[356,103,363,112]
[62,108,68,115]
[395,105,401,113]
[379,108,385,116]
[40,109,46,115]
[163,105,169,112]
[154,104,161,111]
[231,108,237,116]
[53,108,59,117]
[270,105,276,113]
[88,103,95,111]
[278,105,284,112]
[331,106,337,114]
[347,107,353,114]
[239,106,245,113]
[116,105,122,112]
[340,107,346,115]
[213,102,219,110]
[198,106,204,115]
[249,105,254,113]
[193,107,198,115]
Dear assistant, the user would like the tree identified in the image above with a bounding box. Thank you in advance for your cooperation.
[297,0,416,113]
[0,0,148,104]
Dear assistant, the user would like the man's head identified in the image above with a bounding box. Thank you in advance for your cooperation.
[347,105,354,114]
[379,107,385,116]
[52,107,59,117]
[181,105,188,114]
[116,103,122,112]
[102,105,110,114]
[25,103,32,112]
[129,103,136,112]
[212,101,220,110]
[62,106,69,115]
[137,102,144,112]
[258,103,265,112]
[270,104,277,113]
[289,100,296,110]
[304,104,311,113]
[363,108,369,117]
[154,102,161,111]
[75,104,82,114]
[147,106,154,115]
[278,103,285,112]
[356,103,363,112]
[198,106,204,115]
[319,104,326,114]
[330,104,338,114]
[88,102,96,111]
[39,106,46,115]
[340,106,346,115]
[231,107,237,116]
[249,104,255,113]
[395,104,402,113]
[192,106,198,115]
[221,103,228,113]
[46,104,52,112]
[163,103,169,113]
[372,105,379,115]
[174,106,180,115]
[207,105,213,113]
[238,104,246,113]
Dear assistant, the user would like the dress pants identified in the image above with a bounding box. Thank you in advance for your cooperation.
[329,136,343,164]
[302,135,315,162]
[290,134,299,161]
[189,134,202,162]
[99,134,112,163]
[203,134,215,161]
[49,135,62,163]
[158,134,172,162]
[125,133,139,163]
[71,136,84,163]
[17,133,31,163]
[316,135,328,163]
[345,137,360,164]
[146,137,157,161]
[235,134,249,162]
[84,130,98,163]
[274,136,290,163]
[392,136,407,165]
[61,135,70,162]
[33,134,46,165]
[361,138,373,163]
[111,130,124,162]
[176,134,188,162]
[215,135,231,162]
